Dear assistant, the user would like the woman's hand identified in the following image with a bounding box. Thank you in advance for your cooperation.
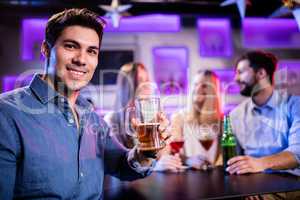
[186,155,210,170]
[154,154,185,172]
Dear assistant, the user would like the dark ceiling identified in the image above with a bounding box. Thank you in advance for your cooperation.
[0,0,287,27]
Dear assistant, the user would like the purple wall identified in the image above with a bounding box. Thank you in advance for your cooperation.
[153,46,188,95]
[197,18,233,57]
[243,18,300,48]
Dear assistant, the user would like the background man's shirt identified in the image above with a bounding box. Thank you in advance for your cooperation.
[230,90,300,176]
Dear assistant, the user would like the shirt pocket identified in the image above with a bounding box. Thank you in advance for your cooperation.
[257,115,288,150]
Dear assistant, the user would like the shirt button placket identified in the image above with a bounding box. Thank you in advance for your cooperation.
[79,169,84,183]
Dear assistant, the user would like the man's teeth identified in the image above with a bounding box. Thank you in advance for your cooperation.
[69,69,85,75]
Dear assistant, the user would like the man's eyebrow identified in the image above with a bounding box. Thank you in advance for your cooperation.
[89,46,99,51]
[63,39,99,50]
[63,39,79,45]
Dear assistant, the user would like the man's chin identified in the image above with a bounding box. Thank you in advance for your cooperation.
[240,91,251,97]
[67,85,85,92]
[65,81,87,92]
[240,88,252,97]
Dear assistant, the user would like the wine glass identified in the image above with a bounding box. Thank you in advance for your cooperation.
[169,136,188,171]
[170,138,185,155]
[197,126,216,169]
[198,127,215,150]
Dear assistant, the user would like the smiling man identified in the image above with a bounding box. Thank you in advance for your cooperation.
[227,51,300,199]
[0,9,157,200]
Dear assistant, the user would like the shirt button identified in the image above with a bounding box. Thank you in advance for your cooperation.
[68,118,74,124]
[80,172,84,177]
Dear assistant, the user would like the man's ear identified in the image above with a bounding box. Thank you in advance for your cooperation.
[41,41,50,58]
[256,68,267,80]
[256,68,272,85]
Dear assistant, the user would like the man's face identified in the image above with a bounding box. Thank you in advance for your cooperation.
[235,59,257,97]
[46,25,99,91]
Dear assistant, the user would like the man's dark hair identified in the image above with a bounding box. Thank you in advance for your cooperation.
[45,8,106,48]
[236,51,278,84]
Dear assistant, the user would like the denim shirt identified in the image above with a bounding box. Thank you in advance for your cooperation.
[230,90,300,175]
[0,75,154,200]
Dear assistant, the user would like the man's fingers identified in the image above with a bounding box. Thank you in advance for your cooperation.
[235,161,252,174]
[227,160,249,174]
[227,156,247,165]
[236,167,251,174]
[157,112,169,128]
[131,118,138,129]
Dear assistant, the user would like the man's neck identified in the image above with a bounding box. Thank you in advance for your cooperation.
[252,85,274,106]
[42,74,80,110]
[67,92,80,110]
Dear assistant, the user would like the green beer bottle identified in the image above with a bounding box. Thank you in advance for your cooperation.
[221,115,237,172]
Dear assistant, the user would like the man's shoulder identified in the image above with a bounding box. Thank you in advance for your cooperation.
[286,94,300,104]
[0,87,32,111]
[230,98,251,118]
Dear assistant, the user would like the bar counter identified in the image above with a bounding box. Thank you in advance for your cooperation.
[104,167,300,200]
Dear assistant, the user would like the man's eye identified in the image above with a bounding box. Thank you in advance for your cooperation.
[88,49,98,56]
[65,44,76,49]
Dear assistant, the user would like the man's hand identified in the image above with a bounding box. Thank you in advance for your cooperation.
[157,112,169,132]
[131,111,170,159]
[226,155,265,175]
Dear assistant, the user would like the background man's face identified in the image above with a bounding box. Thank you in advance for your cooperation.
[47,25,99,92]
[235,59,257,97]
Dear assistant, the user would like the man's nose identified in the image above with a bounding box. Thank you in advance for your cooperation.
[234,73,239,82]
[72,50,86,66]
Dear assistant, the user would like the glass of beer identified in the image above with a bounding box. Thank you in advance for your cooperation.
[126,96,166,152]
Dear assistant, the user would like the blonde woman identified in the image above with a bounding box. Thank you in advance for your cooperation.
[155,70,223,171]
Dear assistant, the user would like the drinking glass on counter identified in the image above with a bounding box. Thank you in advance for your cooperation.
[196,126,216,169]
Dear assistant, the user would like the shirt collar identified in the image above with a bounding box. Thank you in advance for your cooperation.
[75,95,94,113]
[29,74,59,104]
[249,90,279,111]
[29,74,94,112]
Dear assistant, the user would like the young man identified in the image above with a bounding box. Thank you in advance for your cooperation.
[0,8,160,199]
[227,51,300,177]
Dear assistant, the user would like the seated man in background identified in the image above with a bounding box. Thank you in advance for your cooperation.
[0,8,163,200]
[228,51,300,199]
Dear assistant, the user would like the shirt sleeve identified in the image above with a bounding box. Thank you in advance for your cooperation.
[127,147,156,174]
[0,110,20,200]
[103,135,154,180]
[285,96,300,165]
